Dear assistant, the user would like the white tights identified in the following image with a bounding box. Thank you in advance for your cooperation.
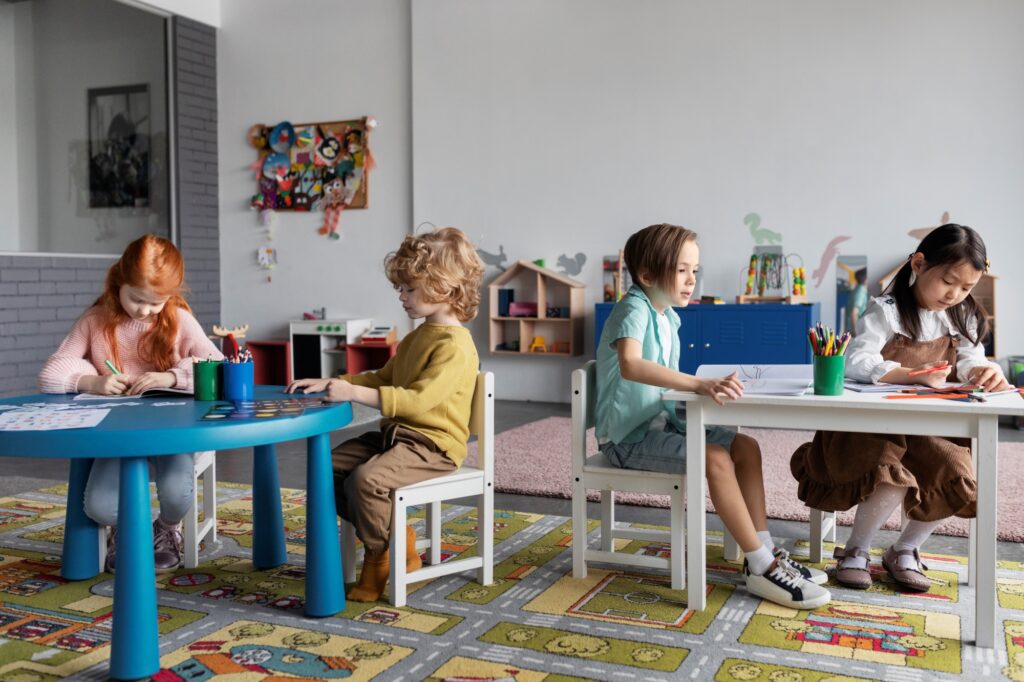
[839,483,943,569]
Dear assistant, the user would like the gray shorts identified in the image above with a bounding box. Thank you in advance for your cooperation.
[599,422,737,476]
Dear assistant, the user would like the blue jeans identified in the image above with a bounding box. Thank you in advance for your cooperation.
[83,453,195,527]
[600,422,737,475]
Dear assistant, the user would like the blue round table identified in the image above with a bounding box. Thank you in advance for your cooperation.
[0,387,352,680]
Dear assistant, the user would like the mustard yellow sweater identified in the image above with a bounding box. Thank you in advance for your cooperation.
[339,324,479,466]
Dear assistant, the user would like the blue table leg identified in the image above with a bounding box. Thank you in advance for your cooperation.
[305,432,345,616]
[110,457,158,680]
[62,458,99,580]
[252,444,287,569]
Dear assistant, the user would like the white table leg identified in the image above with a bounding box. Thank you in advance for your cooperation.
[975,415,998,648]
[968,437,978,588]
[686,403,707,611]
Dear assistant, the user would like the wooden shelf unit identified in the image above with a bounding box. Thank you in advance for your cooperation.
[488,260,585,356]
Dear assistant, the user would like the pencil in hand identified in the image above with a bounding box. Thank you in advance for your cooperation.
[907,363,950,377]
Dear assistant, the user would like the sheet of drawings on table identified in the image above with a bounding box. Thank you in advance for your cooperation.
[0,407,111,431]
[201,397,327,421]
[695,364,813,395]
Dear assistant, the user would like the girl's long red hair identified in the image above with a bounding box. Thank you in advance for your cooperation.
[94,234,191,371]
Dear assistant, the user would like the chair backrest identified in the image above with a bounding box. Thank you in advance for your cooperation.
[571,361,596,476]
[468,371,495,481]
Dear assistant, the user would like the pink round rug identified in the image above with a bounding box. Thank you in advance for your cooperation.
[466,416,1024,541]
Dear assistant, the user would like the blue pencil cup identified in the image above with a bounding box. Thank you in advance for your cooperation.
[222,362,254,401]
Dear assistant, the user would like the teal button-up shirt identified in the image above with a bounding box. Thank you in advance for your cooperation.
[595,285,685,445]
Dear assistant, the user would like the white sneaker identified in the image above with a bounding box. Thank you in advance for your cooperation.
[774,547,828,585]
[744,558,831,609]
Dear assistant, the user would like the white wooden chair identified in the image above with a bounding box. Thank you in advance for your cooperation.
[341,371,495,607]
[183,450,217,568]
[571,361,739,591]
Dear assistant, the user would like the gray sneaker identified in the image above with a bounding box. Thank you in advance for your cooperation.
[153,519,183,573]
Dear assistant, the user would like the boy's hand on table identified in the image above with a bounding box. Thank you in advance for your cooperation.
[286,378,331,394]
[969,364,1011,393]
[324,378,356,403]
[697,372,743,406]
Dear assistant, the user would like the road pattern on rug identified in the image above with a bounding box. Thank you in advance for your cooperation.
[0,483,1019,681]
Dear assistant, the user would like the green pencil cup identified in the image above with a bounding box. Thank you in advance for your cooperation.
[813,355,846,396]
[194,360,222,401]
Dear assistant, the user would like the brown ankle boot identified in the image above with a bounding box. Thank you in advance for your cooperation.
[405,525,422,573]
[348,550,390,602]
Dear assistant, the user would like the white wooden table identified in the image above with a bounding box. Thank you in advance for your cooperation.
[662,388,1024,648]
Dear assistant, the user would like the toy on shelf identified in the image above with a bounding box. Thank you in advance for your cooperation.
[508,301,538,317]
[602,250,631,302]
[737,247,808,304]
[302,308,327,320]
[529,336,548,352]
[360,325,397,345]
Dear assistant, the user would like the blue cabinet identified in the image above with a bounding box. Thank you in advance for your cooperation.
[594,302,820,374]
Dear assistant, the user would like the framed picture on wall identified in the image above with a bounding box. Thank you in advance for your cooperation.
[87,84,150,208]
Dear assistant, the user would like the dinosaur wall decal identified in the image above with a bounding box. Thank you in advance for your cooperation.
[811,235,852,288]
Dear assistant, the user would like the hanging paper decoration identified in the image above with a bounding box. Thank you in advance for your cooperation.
[257,245,278,283]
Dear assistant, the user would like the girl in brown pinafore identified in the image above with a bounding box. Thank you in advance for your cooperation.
[791,224,1012,593]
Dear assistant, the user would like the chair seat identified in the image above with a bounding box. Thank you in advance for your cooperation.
[583,452,682,480]
[397,465,484,491]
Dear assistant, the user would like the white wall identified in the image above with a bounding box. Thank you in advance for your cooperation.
[133,0,220,27]
[413,1,1024,401]
[0,3,37,252]
[218,0,411,342]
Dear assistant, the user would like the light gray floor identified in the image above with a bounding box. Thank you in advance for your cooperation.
[3,400,1024,560]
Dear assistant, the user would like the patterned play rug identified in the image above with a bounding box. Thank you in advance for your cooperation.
[0,483,1020,681]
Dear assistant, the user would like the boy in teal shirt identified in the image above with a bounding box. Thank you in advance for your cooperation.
[595,223,829,609]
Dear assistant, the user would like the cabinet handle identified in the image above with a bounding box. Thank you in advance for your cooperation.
[688,343,695,349]
[704,343,711,348]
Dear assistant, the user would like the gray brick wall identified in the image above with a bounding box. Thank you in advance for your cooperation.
[173,17,220,335]
[0,18,219,397]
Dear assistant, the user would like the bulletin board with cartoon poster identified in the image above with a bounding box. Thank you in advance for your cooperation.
[248,117,376,240]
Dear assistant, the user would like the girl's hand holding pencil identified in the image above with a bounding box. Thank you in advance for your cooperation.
[905,361,951,388]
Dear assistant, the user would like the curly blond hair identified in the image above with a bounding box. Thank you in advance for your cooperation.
[384,227,485,322]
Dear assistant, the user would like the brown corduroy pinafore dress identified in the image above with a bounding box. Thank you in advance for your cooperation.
[790,333,976,522]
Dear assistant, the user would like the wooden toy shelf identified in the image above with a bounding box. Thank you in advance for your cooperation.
[487,260,585,356]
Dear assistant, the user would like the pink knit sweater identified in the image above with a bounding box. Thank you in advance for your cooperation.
[38,307,224,394]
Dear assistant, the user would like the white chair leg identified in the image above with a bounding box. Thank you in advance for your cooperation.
[389,499,408,607]
[968,437,978,587]
[428,502,442,565]
[184,451,216,569]
[99,526,109,573]
[478,483,493,586]
[723,528,741,563]
[968,517,978,588]
[342,520,358,584]
[571,479,588,579]
[826,511,837,544]
[183,463,201,569]
[600,489,615,552]
[670,485,685,591]
[203,457,216,545]
[809,509,825,563]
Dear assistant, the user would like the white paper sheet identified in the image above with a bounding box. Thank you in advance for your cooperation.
[0,408,110,431]
[696,364,812,396]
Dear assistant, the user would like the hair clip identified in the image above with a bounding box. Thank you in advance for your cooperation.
[984,258,990,273]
